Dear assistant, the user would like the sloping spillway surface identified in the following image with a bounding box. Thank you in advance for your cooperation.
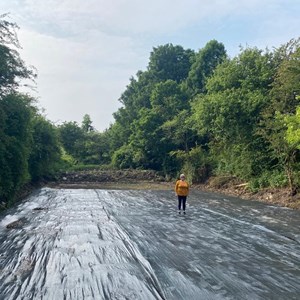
[0,188,299,299]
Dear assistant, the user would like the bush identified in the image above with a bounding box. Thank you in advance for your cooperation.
[171,146,211,184]
[111,145,136,169]
[248,170,288,192]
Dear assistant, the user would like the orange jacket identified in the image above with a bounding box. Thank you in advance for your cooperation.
[175,180,189,196]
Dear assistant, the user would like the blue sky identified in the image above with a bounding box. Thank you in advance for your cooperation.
[0,0,299,131]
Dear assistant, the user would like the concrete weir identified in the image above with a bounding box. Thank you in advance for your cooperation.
[0,187,300,299]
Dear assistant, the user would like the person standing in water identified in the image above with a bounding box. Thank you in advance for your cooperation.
[175,174,189,214]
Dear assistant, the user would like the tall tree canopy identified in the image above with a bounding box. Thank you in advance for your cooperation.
[186,39,227,96]
[147,44,194,83]
[105,37,300,193]
[0,15,61,206]
[0,14,36,96]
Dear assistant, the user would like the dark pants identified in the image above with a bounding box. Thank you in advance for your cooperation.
[178,195,187,211]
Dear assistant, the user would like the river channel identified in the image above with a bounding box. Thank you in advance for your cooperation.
[0,187,299,299]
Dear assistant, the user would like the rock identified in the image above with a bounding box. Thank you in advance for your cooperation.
[6,219,24,229]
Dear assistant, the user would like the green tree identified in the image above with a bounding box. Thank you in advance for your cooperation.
[170,146,210,183]
[111,71,155,150]
[58,121,85,159]
[125,79,191,173]
[286,103,300,148]
[0,15,65,207]
[190,47,276,179]
[186,40,227,96]
[206,47,275,94]
[29,116,61,181]
[75,131,110,165]
[0,93,34,203]
[0,14,36,96]
[129,108,165,169]
[109,44,195,164]
[259,40,300,192]
[106,120,130,153]
[81,114,94,133]
[161,110,197,152]
[111,144,136,169]
[148,44,194,83]
[150,80,188,118]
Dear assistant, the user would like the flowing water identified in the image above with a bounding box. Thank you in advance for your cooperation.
[0,187,299,299]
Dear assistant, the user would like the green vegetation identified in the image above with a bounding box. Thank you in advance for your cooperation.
[1,14,300,208]
[104,38,300,194]
[0,15,62,207]
[108,40,300,192]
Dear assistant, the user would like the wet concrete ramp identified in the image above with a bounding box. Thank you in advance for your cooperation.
[0,188,300,299]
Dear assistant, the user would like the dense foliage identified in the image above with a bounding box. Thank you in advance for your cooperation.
[54,38,300,194]
[1,14,300,206]
[0,15,62,206]
[104,38,300,193]
[58,116,110,166]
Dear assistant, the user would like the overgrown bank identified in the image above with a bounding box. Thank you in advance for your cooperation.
[2,169,299,211]
[194,176,300,209]
[48,170,300,209]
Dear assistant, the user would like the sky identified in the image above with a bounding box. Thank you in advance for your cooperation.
[0,0,299,131]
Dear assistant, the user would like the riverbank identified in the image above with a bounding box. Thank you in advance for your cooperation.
[5,169,299,211]
[192,177,300,210]
[50,183,300,209]
[48,169,300,209]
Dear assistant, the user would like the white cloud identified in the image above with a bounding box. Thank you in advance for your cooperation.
[5,0,281,36]
[17,27,140,130]
[1,0,299,130]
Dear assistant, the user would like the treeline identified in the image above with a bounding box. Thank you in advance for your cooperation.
[62,37,300,194]
[102,39,300,193]
[0,15,62,207]
[1,14,300,207]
